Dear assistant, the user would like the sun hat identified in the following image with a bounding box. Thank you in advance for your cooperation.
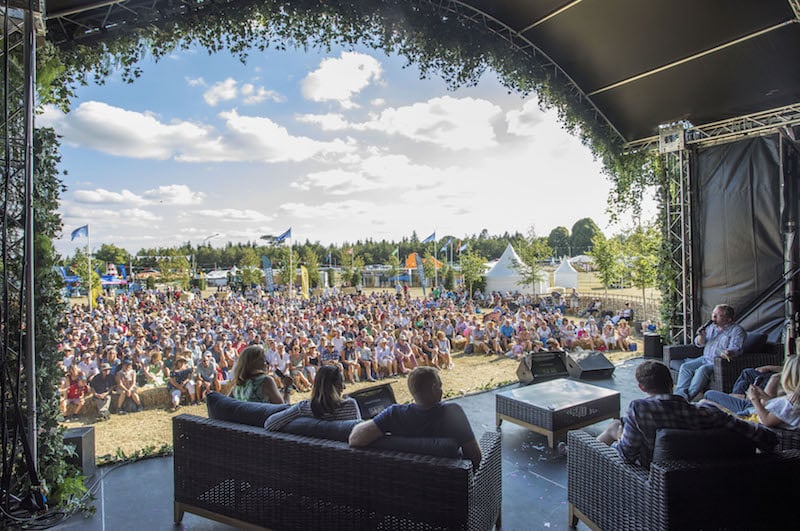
[100,363,112,370]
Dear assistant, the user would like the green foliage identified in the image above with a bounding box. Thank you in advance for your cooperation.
[301,247,321,287]
[156,253,191,288]
[68,247,101,294]
[444,266,455,291]
[97,443,173,467]
[94,243,131,266]
[589,233,624,291]
[459,250,486,297]
[422,253,437,287]
[571,218,603,255]
[547,226,571,257]
[625,224,661,301]
[513,227,552,291]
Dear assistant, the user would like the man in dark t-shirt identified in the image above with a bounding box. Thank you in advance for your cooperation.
[349,366,482,468]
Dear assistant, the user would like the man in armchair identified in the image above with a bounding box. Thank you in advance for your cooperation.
[675,304,745,401]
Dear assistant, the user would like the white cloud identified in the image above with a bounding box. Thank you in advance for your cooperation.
[506,99,546,136]
[295,113,350,131]
[38,103,353,164]
[301,52,382,109]
[142,185,205,205]
[73,188,147,205]
[371,98,386,107]
[203,78,238,106]
[192,209,273,223]
[62,205,161,226]
[280,200,374,220]
[186,76,206,87]
[241,83,284,104]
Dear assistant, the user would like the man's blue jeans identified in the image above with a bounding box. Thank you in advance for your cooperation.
[703,390,754,415]
[675,357,713,399]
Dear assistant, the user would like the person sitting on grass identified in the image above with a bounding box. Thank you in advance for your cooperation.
[265,365,362,431]
[393,334,417,374]
[435,330,453,369]
[616,319,632,351]
[195,352,221,402]
[90,363,116,421]
[142,351,166,386]
[65,375,90,421]
[596,360,776,468]
[349,366,482,470]
[115,358,142,414]
[167,357,196,411]
[229,345,293,404]
[601,321,617,351]
[376,337,397,378]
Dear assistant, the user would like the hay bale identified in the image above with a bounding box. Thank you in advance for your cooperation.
[452,337,467,352]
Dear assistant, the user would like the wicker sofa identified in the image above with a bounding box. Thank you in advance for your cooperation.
[173,407,502,530]
[566,429,800,530]
[662,332,782,393]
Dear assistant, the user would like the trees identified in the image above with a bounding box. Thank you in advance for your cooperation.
[590,233,624,293]
[69,248,101,296]
[460,250,486,297]
[626,224,661,302]
[94,243,130,267]
[547,226,571,257]
[301,247,321,287]
[513,227,552,292]
[571,218,603,255]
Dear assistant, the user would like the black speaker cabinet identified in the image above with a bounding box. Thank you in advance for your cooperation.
[517,351,569,385]
[347,383,397,419]
[566,350,615,379]
[64,426,96,478]
[644,333,663,359]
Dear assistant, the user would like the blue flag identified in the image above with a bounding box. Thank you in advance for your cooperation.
[71,225,89,241]
[458,243,468,253]
[440,237,453,253]
[275,228,292,242]
[422,232,436,244]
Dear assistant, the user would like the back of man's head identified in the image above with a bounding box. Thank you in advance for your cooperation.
[635,360,673,395]
[408,366,442,407]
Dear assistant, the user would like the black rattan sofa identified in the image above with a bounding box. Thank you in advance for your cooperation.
[663,332,782,393]
[567,429,800,530]
[173,405,502,530]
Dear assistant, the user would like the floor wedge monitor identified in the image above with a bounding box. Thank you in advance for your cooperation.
[565,350,615,379]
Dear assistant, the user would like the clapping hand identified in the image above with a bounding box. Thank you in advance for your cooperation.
[745,384,766,403]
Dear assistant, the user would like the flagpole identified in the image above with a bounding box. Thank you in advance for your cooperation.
[288,236,293,299]
[87,232,92,312]
[433,230,437,289]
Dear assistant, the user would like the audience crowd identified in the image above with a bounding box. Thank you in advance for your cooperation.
[57,285,642,421]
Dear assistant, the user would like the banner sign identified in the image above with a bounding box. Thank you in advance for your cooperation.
[300,265,310,300]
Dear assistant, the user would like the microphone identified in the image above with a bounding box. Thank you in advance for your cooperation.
[697,319,713,335]
[274,368,296,391]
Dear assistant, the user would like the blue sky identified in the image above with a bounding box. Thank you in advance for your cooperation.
[41,42,646,256]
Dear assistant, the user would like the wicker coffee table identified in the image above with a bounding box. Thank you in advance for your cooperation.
[496,378,620,448]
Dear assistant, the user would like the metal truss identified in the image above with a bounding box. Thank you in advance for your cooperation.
[663,149,694,345]
[1,0,42,515]
[625,103,800,153]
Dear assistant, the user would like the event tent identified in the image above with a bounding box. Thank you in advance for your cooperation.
[554,257,578,289]
[485,244,548,295]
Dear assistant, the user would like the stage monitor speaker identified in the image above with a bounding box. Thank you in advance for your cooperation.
[64,426,96,478]
[347,383,397,419]
[566,350,615,379]
[517,351,569,385]
[644,333,663,359]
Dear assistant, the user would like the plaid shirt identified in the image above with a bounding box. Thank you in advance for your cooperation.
[617,394,776,468]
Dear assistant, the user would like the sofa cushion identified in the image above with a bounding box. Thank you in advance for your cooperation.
[652,428,756,463]
[668,359,685,373]
[280,417,460,457]
[281,417,359,441]
[742,332,767,354]
[206,392,289,427]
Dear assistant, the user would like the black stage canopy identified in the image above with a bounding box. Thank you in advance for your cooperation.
[42,0,800,145]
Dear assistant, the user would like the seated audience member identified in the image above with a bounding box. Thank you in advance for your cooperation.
[143,351,166,386]
[349,366,482,469]
[435,330,453,369]
[675,304,745,401]
[419,331,439,367]
[288,344,313,392]
[730,364,783,397]
[601,321,617,350]
[65,375,90,420]
[265,365,361,431]
[229,345,293,404]
[167,357,196,411]
[597,360,776,468]
[393,335,417,374]
[357,342,378,382]
[115,358,142,413]
[90,363,116,421]
[376,337,398,378]
[703,355,800,429]
[616,319,632,351]
[195,352,221,402]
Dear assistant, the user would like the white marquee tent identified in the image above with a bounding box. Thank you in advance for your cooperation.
[485,244,549,295]
[554,257,579,289]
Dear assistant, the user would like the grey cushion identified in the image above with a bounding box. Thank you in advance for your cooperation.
[668,359,684,373]
[206,392,289,427]
[652,428,756,463]
[280,417,460,458]
[742,332,767,354]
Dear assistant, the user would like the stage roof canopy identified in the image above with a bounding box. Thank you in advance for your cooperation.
[43,0,800,144]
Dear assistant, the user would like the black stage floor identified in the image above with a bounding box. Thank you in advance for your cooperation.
[55,357,646,531]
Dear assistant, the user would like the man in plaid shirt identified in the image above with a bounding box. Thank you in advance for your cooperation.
[598,360,776,467]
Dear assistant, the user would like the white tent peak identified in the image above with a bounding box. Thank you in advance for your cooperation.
[486,244,524,278]
[485,244,549,294]
[555,257,578,273]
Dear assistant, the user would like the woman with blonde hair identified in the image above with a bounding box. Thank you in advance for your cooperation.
[265,365,361,431]
[229,345,293,404]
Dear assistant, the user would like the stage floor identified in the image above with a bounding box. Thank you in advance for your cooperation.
[54,357,646,531]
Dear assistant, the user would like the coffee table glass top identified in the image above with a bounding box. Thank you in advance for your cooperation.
[497,378,619,410]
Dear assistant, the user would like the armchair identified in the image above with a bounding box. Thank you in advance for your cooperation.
[662,332,782,393]
[567,430,800,530]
